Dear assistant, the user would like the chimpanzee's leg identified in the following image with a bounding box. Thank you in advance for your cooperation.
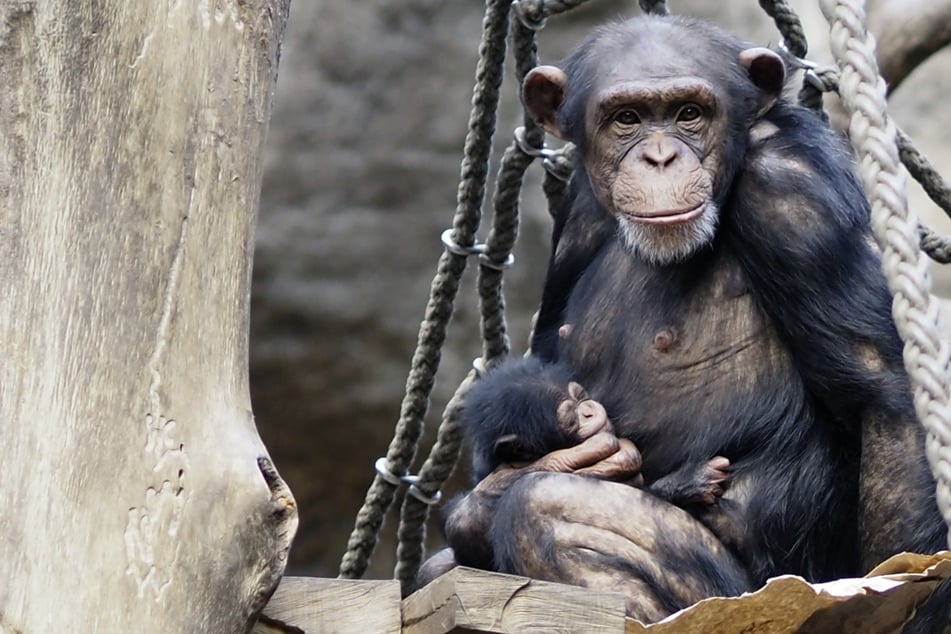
[491,472,753,622]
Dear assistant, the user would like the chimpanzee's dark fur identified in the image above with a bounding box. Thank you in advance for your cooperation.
[462,356,733,507]
[441,15,948,630]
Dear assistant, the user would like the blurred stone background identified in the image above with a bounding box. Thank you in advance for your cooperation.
[250,0,951,579]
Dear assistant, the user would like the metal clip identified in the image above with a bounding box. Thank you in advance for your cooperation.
[441,229,514,270]
[514,126,555,160]
[374,457,443,505]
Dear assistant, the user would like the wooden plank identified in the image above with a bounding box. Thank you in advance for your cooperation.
[402,566,627,634]
[252,576,402,634]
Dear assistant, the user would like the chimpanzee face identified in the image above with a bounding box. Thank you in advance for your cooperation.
[522,23,785,265]
[581,65,723,264]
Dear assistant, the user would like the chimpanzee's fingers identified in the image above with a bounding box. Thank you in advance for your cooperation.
[535,432,621,472]
[575,398,614,438]
[574,438,643,479]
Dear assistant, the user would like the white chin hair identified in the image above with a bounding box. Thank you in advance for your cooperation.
[617,202,719,265]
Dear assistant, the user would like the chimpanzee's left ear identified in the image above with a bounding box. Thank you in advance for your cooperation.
[739,47,786,114]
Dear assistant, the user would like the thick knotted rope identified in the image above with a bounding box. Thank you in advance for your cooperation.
[827,0,951,542]
[392,16,548,590]
[338,0,513,580]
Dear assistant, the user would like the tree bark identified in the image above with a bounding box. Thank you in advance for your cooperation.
[0,1,296,632]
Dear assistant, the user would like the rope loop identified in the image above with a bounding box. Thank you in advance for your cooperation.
[339,0,515,580]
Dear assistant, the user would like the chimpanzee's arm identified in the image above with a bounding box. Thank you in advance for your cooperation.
[443,433,642,569]
[530,176,615,360]
[730,105,946,565]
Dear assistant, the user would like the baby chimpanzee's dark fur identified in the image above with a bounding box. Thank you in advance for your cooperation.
[462,357,577,481]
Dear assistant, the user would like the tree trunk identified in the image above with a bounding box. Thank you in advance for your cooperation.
[0,1,296,632]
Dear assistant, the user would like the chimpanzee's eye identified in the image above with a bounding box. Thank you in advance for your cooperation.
[677,104,703,122]
[614,109,640,125]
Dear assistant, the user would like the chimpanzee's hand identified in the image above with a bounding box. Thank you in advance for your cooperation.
[560,382,616,438]
[474,432,642,497]
[446,432,643,569]
[539,432,643,482]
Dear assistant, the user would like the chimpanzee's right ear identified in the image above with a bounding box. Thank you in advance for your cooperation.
[522,65,568,138]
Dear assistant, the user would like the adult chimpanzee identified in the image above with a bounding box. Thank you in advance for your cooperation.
[461,355,731,505]
[423,14,948,627]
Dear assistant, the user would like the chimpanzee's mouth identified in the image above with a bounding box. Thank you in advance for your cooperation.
[626,204,706,226]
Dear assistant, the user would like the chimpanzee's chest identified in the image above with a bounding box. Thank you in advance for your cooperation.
[558,242,800,463]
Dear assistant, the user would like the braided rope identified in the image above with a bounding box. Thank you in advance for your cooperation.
[392,18,543,589]
[758,0,828,112]
[338,0,513,580]
[514,0,593,29]
[897,128,951,220]
[827,0,951,541]
[758,0,807,57]
[920,225,951,265]
[393,369,476,586]
[542,144,576,217]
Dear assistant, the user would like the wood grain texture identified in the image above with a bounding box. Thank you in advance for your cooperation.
[253,577,402,634]
[402,566,627,634]
[0,1,294,632]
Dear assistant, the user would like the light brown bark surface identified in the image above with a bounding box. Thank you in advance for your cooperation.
[0,1,295,632]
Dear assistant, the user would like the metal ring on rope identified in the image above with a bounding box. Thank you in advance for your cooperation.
[778,48,832,93]
[514,126,574,182]
[440,229,515,270]
[374,458,443,505]
[472,356,488,378]
[514,126,555,160]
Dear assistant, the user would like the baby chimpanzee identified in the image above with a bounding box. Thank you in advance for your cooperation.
[461,355,731,507]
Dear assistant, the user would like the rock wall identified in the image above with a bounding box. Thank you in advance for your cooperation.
[251,1,951,579]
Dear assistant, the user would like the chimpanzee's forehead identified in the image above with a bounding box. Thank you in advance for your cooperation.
[584,21,741,82]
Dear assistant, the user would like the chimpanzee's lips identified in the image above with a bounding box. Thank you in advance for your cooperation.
[625,204,706,225]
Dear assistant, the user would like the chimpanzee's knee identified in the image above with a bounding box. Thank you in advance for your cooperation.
[488,471,754,622]
[490,471,565,575]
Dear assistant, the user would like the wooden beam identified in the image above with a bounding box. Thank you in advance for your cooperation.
[253,577,402,634]
[402,566,627,634]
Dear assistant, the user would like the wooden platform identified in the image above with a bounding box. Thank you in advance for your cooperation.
[252,554,951,634]
[252,567,626,634]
